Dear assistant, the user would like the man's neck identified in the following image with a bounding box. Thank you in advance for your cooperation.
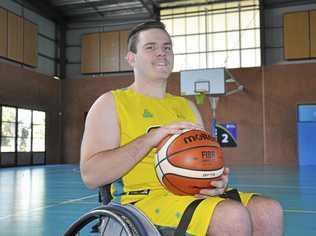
[129,79,167,98]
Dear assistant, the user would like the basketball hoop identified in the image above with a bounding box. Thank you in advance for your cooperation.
[180,68,245,139]
[194,91,206,105]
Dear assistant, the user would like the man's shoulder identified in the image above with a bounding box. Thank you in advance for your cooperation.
[91,92,114,109]
[111,87,130,96]
[166,93,189,102]
[98,87,129,100]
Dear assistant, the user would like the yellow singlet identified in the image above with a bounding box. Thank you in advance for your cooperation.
[111,88,197,204]
[111,88,255,236]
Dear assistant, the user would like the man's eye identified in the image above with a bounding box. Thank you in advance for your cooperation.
[146,46,154,50]
[165,46,172,51]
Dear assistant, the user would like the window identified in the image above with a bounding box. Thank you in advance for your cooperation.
[32,111,45,152]
[161,0,261,71]
[0,106,46,153]
[1,107,16,152]
[17,109,32,152]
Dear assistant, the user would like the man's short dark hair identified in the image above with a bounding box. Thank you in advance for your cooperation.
[127,21,169,53]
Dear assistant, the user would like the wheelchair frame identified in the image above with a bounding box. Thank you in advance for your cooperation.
[63,185,161,236]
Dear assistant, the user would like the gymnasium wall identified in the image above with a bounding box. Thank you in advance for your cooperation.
[61,74,133,163]
[263,63,316,165]
[62,62,316,166]
[1,60,315,166]
[0,61,62,164]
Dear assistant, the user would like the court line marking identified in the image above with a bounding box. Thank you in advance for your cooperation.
[0,194,98,220]
[284,209,316,214]
[233,184,316,190]
[1,193,315,221]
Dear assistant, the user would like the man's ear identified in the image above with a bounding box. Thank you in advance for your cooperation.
[126,51,136,67]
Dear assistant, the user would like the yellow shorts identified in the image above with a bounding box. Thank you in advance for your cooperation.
[134,189,255,236]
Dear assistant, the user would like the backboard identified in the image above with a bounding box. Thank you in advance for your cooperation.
[180,68,229,96]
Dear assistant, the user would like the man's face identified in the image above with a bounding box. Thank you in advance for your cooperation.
[128,28,174,81]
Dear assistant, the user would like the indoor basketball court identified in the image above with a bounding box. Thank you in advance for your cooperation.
[0,164,315,235]
[1,0,316,235]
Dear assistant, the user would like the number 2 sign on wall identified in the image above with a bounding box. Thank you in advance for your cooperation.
[215,123,237,147]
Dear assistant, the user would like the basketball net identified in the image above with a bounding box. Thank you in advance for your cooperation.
[194,91,206,105]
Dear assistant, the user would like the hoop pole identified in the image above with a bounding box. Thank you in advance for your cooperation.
[209,96,219,138]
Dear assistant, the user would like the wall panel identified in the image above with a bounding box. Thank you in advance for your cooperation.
[119,30,130,71]
[0,8,7,57]
[100,31,119,72]
[283,11,309,59]
[81,33,100,73]
[23,19,38,67]
[7,11,23,62]
[310,10,316,57]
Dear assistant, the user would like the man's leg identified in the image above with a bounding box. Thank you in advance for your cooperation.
[247,196,283,236]
[207,199,252,236]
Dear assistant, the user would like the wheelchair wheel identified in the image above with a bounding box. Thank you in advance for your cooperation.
[64,205,153,236]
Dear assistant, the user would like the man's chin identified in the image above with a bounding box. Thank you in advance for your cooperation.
[156,68,171,75]
[157,72,171,79]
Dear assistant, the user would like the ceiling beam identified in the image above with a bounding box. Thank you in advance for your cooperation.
[138,0,154,16]
[54,0,136,9]
[67,14,154,27]
[159,0,230,10]
[68,7,150,21]
[263,0,316,9]
[23,0,67,24]
[64,2,143,16]
[82,0,105,18]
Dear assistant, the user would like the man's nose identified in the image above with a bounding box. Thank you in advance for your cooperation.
[156,47,167,56]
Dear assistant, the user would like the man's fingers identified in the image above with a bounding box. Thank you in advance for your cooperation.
[166,121,203,131]
[224,167,230,175]
[195,168,229,197]
[197,187,225,197]
[211,180,226,189]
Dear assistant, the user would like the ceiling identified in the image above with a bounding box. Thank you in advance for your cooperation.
[24,0,228,25]
[23,0,316,26]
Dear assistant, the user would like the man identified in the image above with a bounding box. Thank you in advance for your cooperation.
[80,21,283,235]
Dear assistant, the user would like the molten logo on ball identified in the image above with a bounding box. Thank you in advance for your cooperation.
[155,129,224,196]
[183,133,212,143]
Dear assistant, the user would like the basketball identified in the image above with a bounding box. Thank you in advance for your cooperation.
[155,129,224,196]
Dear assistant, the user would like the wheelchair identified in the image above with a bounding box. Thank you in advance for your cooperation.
[64,184,161,236]
[64,184,241,235]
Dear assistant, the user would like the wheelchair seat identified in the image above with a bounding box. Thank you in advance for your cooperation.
[64,185,161,236]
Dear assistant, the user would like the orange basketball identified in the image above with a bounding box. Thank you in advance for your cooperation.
[155,129,224,196]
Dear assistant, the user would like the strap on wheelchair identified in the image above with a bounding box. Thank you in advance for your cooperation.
[174,188,241,236]
[174,198,204,236]
[220,188,241,202]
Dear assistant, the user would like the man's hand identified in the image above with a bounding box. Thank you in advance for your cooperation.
[145,121,203,148]
[195,167,230,198]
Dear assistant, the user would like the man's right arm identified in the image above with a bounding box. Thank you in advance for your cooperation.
[80,92,202,189]
[80,92,153,188]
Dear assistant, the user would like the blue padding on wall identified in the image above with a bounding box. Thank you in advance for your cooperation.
[297,105,316,122]
[297,122,316,165]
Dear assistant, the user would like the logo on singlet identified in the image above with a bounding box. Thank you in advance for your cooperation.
[143,109,154,118]
[176,113,185,119]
